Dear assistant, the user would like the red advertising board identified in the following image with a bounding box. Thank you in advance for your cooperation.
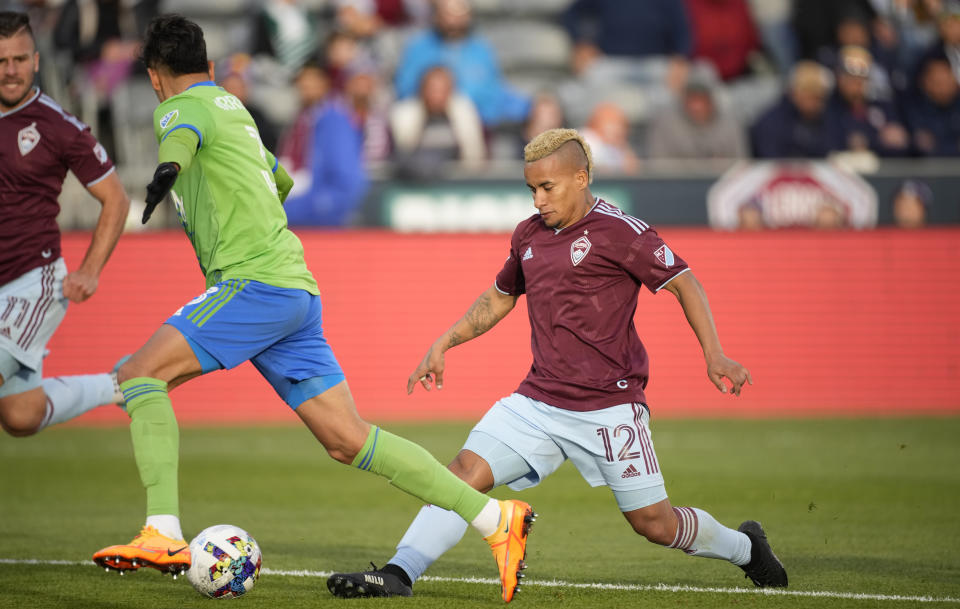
[47,228,960,425]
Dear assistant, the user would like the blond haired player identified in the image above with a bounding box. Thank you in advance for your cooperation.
[328,128,787,598]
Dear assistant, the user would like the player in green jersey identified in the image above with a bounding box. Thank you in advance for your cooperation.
[92,15,534,603]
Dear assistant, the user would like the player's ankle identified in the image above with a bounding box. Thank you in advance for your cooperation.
[382,563,413,587]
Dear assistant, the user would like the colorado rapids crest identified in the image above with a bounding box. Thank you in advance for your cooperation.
[570,235,591,266]
[18,122,40,156]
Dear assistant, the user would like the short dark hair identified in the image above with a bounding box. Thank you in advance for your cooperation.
[141,14,208,75]
[0,11,33,40]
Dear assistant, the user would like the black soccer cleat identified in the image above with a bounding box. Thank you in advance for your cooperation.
[327,563,414,598]
[737,520,788,588]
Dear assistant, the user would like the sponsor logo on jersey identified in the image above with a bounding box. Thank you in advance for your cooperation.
[570,235,592,266]
[18,122,40,156]
[522,246,534,261]
[654,244,675,267]
[92,143,108,164]
[41,249,52,258]
[159,109,179,130]
[621,464,643,479]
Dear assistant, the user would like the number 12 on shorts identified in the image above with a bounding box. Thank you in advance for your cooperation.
[596,418,659,474]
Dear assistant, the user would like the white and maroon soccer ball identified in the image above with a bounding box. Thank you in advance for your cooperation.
[186,524,262,599]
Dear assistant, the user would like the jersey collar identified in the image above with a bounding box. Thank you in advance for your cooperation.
[0,87,40,119]
[553,197,600,235]
[187,80,217,89]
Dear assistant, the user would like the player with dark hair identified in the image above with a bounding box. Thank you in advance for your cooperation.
[0,12,129,437]
[327,128,787,598]
[91,15,534,603]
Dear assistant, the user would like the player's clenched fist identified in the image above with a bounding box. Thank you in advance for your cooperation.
[62,270,99,303]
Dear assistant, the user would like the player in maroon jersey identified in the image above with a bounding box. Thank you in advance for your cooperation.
[327,128,787,598]
[0,12,129,437]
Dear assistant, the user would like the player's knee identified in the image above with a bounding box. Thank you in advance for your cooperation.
[447,450,495,492]
[322,428,367,464]
[0,403,44,437]
[115,359,140,384]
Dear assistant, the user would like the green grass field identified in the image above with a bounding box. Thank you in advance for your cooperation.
[2,418,959,609]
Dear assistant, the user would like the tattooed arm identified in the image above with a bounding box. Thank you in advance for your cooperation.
[407,284,519,394]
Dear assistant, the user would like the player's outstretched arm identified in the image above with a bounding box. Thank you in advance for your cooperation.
[62,171,130,303]
[407,284,518,394]
[661,270,753,396]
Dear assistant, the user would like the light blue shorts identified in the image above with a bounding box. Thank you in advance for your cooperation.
[464,393,668,512]
[165,279,344,409]
[0,258,68,399]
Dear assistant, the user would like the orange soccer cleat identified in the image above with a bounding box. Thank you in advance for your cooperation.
[92,526,190,577]
[484,499,536,603]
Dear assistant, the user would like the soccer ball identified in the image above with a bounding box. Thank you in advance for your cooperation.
[186,524,262,599]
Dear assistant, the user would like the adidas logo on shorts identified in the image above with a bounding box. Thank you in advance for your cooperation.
[621,464,643,479]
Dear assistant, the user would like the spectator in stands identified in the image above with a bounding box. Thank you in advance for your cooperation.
[792,0,878,60]
[916,0,960,84]
[394,0,529,126]
[581,102,640,174]
[904,56,960,155]
[647,77,748,159]
[251,0,318,73]
[522,92,566,146]
[824,46,909,155]
[490,91,566,160]
[891,179,931,228]
[562,0,692,111]
[333,0,432,79]
[684,0,761,82]
[323,30,363,93]
[745,0,796,72]
[283,57,388,226]
[219,54,279,152]
[750,61,833,158]
[814,8,897,101]
[53,0,157,158]
[390,65,485,179]
[886,0,943,76]
[335,0,431,38]
[278,59,330,178]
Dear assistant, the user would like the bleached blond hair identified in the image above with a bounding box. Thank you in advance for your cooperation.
[523,128,594,183]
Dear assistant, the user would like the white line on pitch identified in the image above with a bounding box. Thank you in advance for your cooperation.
[2,558,957,604]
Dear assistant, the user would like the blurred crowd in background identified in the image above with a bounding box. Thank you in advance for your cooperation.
[3,0,957,229]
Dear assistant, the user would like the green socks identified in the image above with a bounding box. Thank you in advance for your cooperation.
[121,377,179,517]
[352,426,489,522]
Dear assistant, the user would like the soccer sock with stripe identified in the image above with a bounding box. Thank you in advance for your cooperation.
[352,426,500,536]
[668,506,751,566]
[121,377,181,536]
[36,373,117,430]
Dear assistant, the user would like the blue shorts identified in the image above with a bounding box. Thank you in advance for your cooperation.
[165,279,344,409]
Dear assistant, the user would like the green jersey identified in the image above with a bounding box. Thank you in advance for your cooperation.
[153,82,318,294]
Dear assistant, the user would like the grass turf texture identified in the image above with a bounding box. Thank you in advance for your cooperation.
[1,418,958,609]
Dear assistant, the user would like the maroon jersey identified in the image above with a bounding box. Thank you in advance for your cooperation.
[0,89,114,286]
[496,198,689,412]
